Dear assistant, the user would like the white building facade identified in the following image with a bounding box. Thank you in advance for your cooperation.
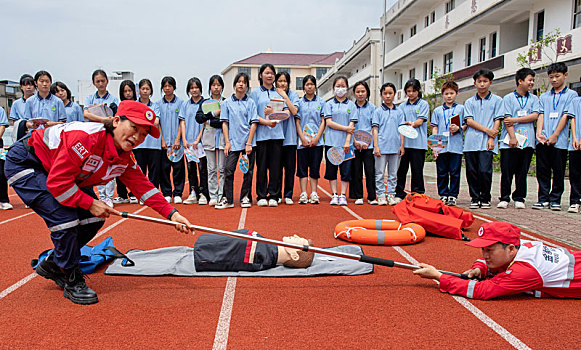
[77,71,135,106]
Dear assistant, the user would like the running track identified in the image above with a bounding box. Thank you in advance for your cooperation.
[0,172,579,349]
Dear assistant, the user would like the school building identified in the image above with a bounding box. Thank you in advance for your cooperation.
[77,71,135,107]
[0,80,22,117]
[220,51,344,98]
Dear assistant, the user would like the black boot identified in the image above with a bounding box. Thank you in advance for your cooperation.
[63,268,98,305]
[35,254,67,289]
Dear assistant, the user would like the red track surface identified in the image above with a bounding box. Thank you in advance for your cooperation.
[0,170,579,350]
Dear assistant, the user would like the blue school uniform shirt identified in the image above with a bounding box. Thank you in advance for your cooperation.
[430,103,465,154]
[463,92,504,154]
[179,97,204,144]
[567,96,581,151]
[0,106,8,126]
[500,91,540,150]
[83,91,119,109]
[250,86,284,141]
[281,90,300,147]
[9,97,28,120]
[399,98,429,150]
[220,94,259,152]
[157,95,183,146]
[135,100,162,150]
[323,97,358,148]
[24,93,66,122]
[354,101,376,150]
[64,101,85,122]
[538,87,577,150]
[372,104,404,154]
[296,95,325,149]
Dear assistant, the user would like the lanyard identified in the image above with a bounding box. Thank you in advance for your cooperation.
[514,91,529,110]
[443,105,456,129]
[553,88,565,110]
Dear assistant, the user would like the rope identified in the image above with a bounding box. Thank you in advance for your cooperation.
[334,226,366,239]
[402,227,418,241]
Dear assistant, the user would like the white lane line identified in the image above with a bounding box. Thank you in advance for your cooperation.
[318,185,531,350]
[0,206,148,301]
[0,212,34,226]
[212,208,247,350]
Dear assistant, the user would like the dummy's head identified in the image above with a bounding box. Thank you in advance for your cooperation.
[281,235,315,268]
[466,222,521,269]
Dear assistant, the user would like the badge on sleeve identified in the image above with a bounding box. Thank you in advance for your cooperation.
[72,141,89,160]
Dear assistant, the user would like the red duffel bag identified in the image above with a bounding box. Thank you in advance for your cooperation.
[391,193,474,240]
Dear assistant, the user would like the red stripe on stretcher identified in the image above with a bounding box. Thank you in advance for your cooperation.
[244,230,256,263]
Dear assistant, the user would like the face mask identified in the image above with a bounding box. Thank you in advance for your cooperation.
[334,87,347,98]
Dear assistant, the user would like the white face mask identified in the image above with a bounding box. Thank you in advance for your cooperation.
[334,87,347,98]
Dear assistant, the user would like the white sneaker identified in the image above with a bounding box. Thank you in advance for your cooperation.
[173,196,182,204]
[0,202,13,210]
[354,198,364,205]
[309,192,320,204]
[198,194,208,205]
[387,194,397,206]
[278,198,282,204]
[338,195,348,206]
[113,197,129,204]
[215,198,234,209]
[104,198,114,208]
[497,201,509,209]
[298,192,308,204]
[568,204,580,213]
[329,194,339,205]
[257,199,268,207]
[129,196,138,204]
[165,196,172,203]
[368,199,378,205]
[377,196,388,206]
[284,198,294,205]
[268,199,278,207]
[209,199,218,207]
[241,196,251,208]
[183,193,198,205]
[514,201,525,209]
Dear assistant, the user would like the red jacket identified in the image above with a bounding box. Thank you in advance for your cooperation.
[440,240,581,299]
[29,122,174,218]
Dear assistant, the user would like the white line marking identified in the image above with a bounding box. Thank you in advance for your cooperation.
[318,185,531,350]
[212,208,247,350]
[0,206,148,301]
[0,212,34,226]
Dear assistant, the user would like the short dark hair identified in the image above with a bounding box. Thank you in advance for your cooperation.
[275,71,291,93]
[186,77,203,96]
[233,72,250,89]
[119,80,136,101]
[441,80,459,93]
[103,115,129,134]
[50,81,72,100]
[208,75,224,95]
[138,79,154,97]
[404,79,423,99]
[547,62,568,75]
[161,76,177,91]
[333,75,349,89]
[91,69,108,83]
[515,68,535,86]
[473,69,494,81]
[302,75,316,90]
[380,82,396,94]
[353,81,370,101]
[34,70,52,83]
[19,74,34,86]
[258,63,276,86]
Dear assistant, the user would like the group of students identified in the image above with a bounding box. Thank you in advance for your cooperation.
[1,62,581,214]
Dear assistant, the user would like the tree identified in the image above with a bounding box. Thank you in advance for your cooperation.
[516,28,562,95]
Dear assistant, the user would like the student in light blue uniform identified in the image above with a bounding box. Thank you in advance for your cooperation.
[51,82,84,123]
[158,76,185,203]
[464,69,504,209]
[180,77,209,205]
[372,82,405,206]
[534,62,578,211]
[9,74,36,141]
[295,75,325,205]
[0,106,12,210]
[324,75,358,206]
[349,81,376,205]
[217,72,258,209]
[250,63,284,207]
[133,79,162,192]
[24,71,66,126]
[395,79,429,201]
[498,68,540,209]
[275,71,299,205]
[568,94,581,213]
[83,70,119,206]
[430,81,466,207]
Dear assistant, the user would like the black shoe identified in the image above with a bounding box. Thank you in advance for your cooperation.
[35,255,67,289]
[63,268,98,305]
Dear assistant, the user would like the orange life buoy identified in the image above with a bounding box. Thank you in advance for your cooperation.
[334,219,425,245]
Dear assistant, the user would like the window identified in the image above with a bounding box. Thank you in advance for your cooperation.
[575,1,581,29]
[409,68,416,80]
[425,15,430,28]
[423,62,428,81]
[6,86,15,94]
[398,73,403,90]
[316,67,328,79]
[400,33,404,44]
[479,37,486,62]
[410,25,417,37]
[431,11,436,23]
[8,99,13,108]
[445,0,455,13]
[296,77,303,90]
[536,11,545,39]
[278,67,290,74]
[429,59,434,78]
[238,66,251,79]
[444,52,453,74]
[489,32,497,58]
[465,43,472,66]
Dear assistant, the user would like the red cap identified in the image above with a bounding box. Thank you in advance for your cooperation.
[465,222,521,248]
[116,100,160,138]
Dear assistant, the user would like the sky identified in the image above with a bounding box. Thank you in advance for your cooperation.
[1,0,390,100]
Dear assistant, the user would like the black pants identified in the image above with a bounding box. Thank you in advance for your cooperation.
[435,152,462,198]
[570,150,581,205]
[464,151,493,203]
[349,149,376,200]
[395,148,425,199]
[0,159,8,203]
[499,147,534,203]
[278,145,296,199]
[223,150,255,204]
[536,144,567,203]
[255,139,282,201]
[133,148,161,189]
[160,152,185,197]
[187,157,209,199]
